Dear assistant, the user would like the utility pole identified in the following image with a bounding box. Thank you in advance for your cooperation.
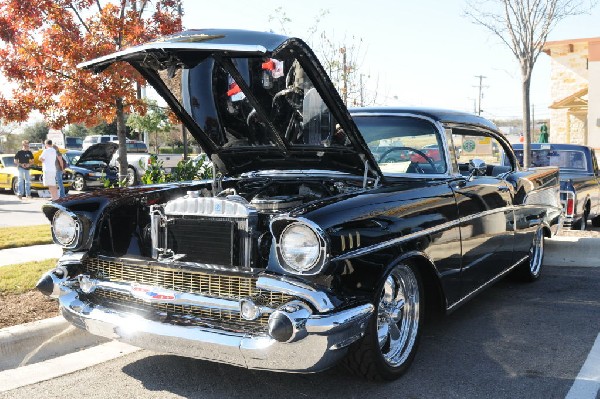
[473,75,487,115]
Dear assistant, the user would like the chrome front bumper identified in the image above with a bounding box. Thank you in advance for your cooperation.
[54,282,373,372]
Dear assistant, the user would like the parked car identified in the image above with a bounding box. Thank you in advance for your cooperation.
[82,134,118,151]
[65,136,83,150]
[0,153,73,196]
[110,139,148,153]
[507,143,600,229]
[28,142,43,152]
[64,143,119,191]
[37,29,562,381]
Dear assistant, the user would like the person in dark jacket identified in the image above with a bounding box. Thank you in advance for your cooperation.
[13,140,34,199]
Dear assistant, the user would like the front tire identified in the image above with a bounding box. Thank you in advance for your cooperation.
[344,262,423,380]
[73,174,86,191]
[126,167,137,186]
[11,178,19,195]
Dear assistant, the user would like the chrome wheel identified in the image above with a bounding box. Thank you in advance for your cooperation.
[376,264,420,367]
[528,227,544,277]
[73,174,85,191]
[344,261,423,380]
[126,167,136,186]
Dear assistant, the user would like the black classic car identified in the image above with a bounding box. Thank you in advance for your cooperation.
[64,143,119,191]
[508,143,600,230]
[37,30,562,380]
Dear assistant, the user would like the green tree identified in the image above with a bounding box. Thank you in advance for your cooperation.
[63,124,89,138]
[22,121,49,143]
[126,100,173,154]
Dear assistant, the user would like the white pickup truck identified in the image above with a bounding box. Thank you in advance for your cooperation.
[108,140,183,185]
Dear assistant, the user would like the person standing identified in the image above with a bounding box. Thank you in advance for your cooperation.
[39,139,59,201]
[13,140,34,199]
[538,122,549,143]
[52,144,66,197]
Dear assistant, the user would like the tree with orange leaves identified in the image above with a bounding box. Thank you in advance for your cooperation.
[0,0,182,180]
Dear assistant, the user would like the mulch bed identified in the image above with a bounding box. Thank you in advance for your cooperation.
[0,291,59,329]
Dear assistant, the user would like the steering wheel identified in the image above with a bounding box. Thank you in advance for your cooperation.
[378,146,437,173]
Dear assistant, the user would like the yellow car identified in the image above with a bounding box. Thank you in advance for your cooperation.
[0,153,73,196]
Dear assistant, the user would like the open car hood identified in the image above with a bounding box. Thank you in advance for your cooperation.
[79,29,381,179]
[76,143,118,165]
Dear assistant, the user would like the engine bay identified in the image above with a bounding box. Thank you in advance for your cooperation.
[96,176,366,270]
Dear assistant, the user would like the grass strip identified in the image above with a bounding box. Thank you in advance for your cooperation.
[0,225,52,250]
[0,259,58,295]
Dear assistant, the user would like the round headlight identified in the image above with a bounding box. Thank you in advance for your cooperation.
[53,211,79,246]
[279,223,322,272]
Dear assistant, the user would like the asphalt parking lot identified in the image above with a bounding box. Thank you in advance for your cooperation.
[0,189,598,398]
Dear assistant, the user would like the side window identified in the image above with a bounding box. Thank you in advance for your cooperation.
[452,130,512,178]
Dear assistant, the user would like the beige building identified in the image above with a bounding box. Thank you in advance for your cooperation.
[542,37,600,148]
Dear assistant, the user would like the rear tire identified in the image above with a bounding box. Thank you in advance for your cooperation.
[344,262,423,380]
[573,210,588,231]
[592,215,600,227]
[513,227,544,282]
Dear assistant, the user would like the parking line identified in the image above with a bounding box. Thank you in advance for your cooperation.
[565,333,600,399]
[0,341,139,392]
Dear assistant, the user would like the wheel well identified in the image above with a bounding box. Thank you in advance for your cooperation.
[407,255,446,322]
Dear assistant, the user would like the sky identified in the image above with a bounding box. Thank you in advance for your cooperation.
[180,0,600,121]
[1,0,598,124]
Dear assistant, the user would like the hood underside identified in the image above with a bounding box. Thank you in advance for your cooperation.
[76,143,118,165]
[79,29,380,179]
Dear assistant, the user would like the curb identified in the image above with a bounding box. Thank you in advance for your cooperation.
[544,236,600,267]
[0,316,107,372]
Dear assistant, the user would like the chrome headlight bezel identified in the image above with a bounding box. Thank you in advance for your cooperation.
[52,210,82,248]
[272,218,329,275]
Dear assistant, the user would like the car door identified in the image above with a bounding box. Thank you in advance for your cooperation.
[450,129,515,293]
[0,157,11,188]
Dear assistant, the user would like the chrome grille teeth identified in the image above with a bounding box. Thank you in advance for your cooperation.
[81,258,293,331]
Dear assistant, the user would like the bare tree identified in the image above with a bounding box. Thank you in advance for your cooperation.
[465,0,596,168]
[268,8,377,107]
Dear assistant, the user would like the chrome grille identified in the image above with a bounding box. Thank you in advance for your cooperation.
[81,257,294,330]
[89,289,269,332]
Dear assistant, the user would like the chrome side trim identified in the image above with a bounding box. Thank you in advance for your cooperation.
[333,207,515,261]
[333,219,459,261]
[256,275,335,313]
[447,255,528,312]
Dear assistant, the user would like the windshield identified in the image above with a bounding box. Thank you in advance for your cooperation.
[353,115,447,175]
[507,149,587,171]
[1,156,16,167]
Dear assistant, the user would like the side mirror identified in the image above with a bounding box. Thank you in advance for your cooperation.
[468,158,487,179]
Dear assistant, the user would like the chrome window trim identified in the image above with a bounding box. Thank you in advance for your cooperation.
[350,112,453,179]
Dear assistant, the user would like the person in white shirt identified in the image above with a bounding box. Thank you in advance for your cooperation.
[39,139,59,200]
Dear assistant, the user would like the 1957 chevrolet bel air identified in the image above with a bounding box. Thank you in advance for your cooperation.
[37,29,562,380]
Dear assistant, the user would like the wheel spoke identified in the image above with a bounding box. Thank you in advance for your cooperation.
[389,321,401,341]
[377,322,389,348]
